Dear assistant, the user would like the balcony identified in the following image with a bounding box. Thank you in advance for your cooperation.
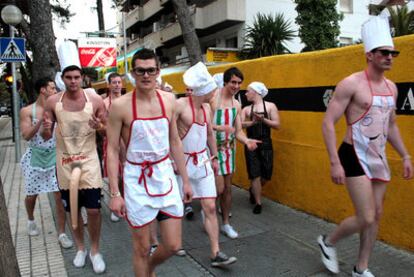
[127,31,162,53]
[194,0,245,30]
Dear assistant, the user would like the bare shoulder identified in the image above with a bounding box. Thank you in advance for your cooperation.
[265,101,278,111]
[242,104,250,113]
[46,92,62,107]
[111,92,132,110]
[334,72,361,96]
[385,78,398,96]
[20,104,32,117]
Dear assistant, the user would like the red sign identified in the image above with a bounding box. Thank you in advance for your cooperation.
[78,38,116,67]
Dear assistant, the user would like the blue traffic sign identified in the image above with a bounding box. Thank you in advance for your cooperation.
[0,37,26,62]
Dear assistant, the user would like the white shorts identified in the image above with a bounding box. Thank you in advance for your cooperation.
[178,172,217,200]
[123,162,183,228]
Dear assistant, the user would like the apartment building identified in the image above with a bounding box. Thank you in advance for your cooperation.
[117,0,372,66]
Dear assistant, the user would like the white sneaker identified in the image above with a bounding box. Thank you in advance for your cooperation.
[73,250,87,268]
[221,224,238,239]
[58,233,73,249]
[317,235,339,274]
[27,221,39,236]
[89,252,106,274]
[110,212,120,222]
[81,207,88,225]
[352,267,375,277]
[176,248,186,256]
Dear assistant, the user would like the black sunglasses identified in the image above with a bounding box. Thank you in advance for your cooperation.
[374,49,400,58]
[132,67,159,76]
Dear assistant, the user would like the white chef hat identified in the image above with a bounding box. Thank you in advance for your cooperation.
[361,15,394,53]
[183,62,217,96]
[156,75,162,86]
[213,73,224,88]
[248,82,268,98]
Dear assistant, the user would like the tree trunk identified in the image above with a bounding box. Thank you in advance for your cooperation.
[28,0,60,82]
[0,177,21,277]
[171,0,202,65]
[97,0,105,37]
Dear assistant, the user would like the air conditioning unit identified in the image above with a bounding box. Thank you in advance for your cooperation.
[153,22,160,32]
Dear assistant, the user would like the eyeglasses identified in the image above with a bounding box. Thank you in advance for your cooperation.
[132,67,159,76]
[375,49,400,58]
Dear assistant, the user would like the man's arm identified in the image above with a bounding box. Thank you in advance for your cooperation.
[107,100,126,217]
[40,95,57,140]
[234,102,259,151]
[168,95,192,202]
[322,78,354,184]
[262,102,280,129]
[241,105,256,129]
[88,95,107,134]
[386,83,413,179]
[204,105,219,174]
[20,106,41,141]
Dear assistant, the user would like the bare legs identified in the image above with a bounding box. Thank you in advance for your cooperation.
[69,208,101,255]
[131,218,182,277]
[216,174,233,224]
[326,177,386,271]
[200,198,220,257]
[25,195,37,220]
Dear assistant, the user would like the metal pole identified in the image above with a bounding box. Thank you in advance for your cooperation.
[123,12,128,75]
[10,25,21,161]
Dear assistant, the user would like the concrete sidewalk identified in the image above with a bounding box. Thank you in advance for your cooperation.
[1,116,414,276]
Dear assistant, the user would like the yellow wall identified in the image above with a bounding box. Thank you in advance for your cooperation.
[164,35,414,251]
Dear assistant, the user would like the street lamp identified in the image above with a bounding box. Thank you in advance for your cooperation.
[1,5,23,161]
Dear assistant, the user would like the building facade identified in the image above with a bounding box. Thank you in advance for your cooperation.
[117,0,372,66]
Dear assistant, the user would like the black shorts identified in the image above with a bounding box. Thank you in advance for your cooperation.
[156,211,171,222]
[244,143,273,180]
[60,188,102,212]
[338,142,365,177]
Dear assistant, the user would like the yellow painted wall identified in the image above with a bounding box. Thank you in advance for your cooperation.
[163,35,414,251]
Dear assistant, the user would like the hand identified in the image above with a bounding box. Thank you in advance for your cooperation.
[89,114,103,130]
[253,112,264,122]
[221,125,235,134]
[330,163,346,185]
[182,182,193,203]
[403,159,413,180]
[110,196,126,218]
[245,138,261,151]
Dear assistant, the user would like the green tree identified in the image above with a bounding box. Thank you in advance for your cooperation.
[388,5,414,36]
[294,0,343,52]
[241,13,295,59]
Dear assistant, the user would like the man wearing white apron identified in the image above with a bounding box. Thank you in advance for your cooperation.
[42,65,107,274]
[106,49,192,276]
[319,16,413,277]
[176,62,237,267]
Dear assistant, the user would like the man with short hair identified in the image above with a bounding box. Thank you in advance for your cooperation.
[212,67,260,239]
[42,65,107,274]
[19,77,73,248]
[176,62,237,267]
[319,17,413,277]
[241,82,280,214]
[107,48,192,276]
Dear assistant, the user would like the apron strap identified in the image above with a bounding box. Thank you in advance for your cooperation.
[32,104,37,124]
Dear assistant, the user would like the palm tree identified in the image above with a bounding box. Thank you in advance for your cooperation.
[388,5,414,37]
[241,13,295,59]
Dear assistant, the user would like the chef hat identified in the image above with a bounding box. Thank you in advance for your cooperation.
[183,62,217,96]
[248,82,268,98]
[361,15,394,53]
[213,73,224,88]
[57,40,81,71]
[156,75,162,86]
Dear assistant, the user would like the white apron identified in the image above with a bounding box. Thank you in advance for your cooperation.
[178,97,215,199]
[123,90,183,228]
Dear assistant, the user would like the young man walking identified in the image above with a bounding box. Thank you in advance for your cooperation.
[106,49,192,276]
[42,65,107,274]
[319,16,413,277]
[176,62,237,266]
[20,77,73,248]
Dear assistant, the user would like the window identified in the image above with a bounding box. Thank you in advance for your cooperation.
[225,37,238,48]
[339,37,353,47]
[340,0,353,13]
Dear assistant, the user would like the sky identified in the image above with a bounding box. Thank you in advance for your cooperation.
[53,0,119,41]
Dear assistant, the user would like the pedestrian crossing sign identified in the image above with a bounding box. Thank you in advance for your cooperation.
[0,37,26,62]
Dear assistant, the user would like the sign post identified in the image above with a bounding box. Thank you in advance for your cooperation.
[0,35,26,161]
